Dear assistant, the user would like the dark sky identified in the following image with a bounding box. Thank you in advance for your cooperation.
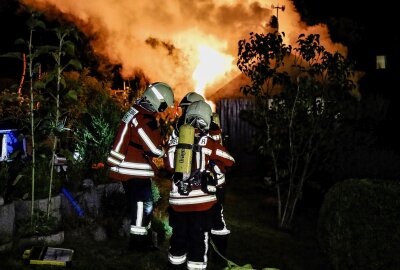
[0,0,28,78]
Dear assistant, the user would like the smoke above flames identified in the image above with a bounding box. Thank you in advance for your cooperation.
[20,0,347,101]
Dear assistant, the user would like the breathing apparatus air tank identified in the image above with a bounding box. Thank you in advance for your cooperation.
[212,112,223,146]
[174,123,195,179]
[212,112,221,128]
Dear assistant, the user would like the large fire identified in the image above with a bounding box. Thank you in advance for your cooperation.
[192,44,234,110]
[20,0,347,109]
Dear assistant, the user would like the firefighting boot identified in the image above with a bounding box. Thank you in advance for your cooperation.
[128,234,146,251]
[165,263,186,270]
[144,230,159,251]
[129,232,158,252]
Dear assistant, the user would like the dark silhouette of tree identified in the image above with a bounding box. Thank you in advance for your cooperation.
[237,31,378,228]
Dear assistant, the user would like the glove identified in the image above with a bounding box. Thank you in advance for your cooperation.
[201,170,217,194]
[172,172,183,184]
[172,172,191,196]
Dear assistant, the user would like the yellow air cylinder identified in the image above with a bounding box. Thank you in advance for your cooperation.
[212,112,223,145]
[212,112,221,128]
[175,124,195,175]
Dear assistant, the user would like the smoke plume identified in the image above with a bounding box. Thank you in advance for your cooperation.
[20,0,347,101]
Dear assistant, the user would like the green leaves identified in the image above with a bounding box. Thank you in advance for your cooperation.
[0,52,23,60]
[237,31,292,98]
[223,263,255,269]
[65,90,78,101]
[63,40,76,57]
[26,13,45,30]
[237,30,362,228]
[67,59,82,70]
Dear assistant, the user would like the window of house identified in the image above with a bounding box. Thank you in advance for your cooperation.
[376,55,386,69]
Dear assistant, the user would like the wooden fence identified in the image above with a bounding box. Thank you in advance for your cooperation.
[216,98,257,171]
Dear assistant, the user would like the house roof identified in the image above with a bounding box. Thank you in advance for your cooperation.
[206,73,252,102]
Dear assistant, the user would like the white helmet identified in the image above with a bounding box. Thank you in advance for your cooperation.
[184,100,212,130]
[179,92,205,108]
[140,82,174,112]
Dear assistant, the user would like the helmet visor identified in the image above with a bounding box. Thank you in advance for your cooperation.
[158,101,168,112]
[187,116,208,130]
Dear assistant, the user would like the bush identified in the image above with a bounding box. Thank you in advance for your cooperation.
[317,178,400,270]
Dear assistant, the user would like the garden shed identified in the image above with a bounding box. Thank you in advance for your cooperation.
[209,74,258,170]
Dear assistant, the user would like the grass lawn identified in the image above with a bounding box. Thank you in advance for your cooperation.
[0,166,331,270]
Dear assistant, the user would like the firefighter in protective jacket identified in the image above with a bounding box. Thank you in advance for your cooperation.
[207,111,232,263]
[174,91,205,132]
[164,100,235,270]
[106,82,174,251]
[176,92,231,262]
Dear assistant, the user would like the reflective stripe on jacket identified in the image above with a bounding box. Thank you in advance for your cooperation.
[107,103,164,181]
[165,133,235,212]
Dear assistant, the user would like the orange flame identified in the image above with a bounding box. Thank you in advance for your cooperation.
[192,44,235,111]
[20,0,347,104]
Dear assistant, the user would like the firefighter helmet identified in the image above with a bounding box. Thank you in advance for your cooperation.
[179,92,205,108]
[184,100,212,130]
[140,82,174,112]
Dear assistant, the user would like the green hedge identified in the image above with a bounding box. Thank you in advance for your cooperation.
[317,178,400,270]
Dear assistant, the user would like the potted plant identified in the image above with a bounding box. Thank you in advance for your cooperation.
[16,208,64,246]
[6,152,65,248]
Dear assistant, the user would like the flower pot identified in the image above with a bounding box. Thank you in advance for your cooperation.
[18,230,64,246]
[14,194,62,223]
[13,194,64,247]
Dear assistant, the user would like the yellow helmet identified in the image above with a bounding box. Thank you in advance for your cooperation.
[184,100,212,130]
[141,82,174,112]
[179,92,205,108]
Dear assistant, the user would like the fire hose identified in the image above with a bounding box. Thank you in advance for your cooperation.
[61,187,84,217]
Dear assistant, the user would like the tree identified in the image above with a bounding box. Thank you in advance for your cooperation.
[41,24,82,217]
[13,11,47,224]
[237,31,359,229]
[0,11,82,222]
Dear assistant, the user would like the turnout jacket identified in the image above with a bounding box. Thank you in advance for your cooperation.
[208,121,222,145]
[107,103,165,181]
[165,132,235,212]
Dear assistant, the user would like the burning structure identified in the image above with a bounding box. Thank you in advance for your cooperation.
[19,0,347,105]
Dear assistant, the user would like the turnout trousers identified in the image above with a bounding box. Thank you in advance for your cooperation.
[168,206,214,270]
[122,178,154,250]
[210,187,230,261]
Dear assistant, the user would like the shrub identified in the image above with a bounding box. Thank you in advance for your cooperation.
[73,114,116,185]
[317,178,400,270]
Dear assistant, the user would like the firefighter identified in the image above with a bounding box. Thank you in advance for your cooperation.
[164,100,235,270]
[176,93,231,263]
[175,91,205,132]
[207,112,231,265]
[106,82,174,252]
